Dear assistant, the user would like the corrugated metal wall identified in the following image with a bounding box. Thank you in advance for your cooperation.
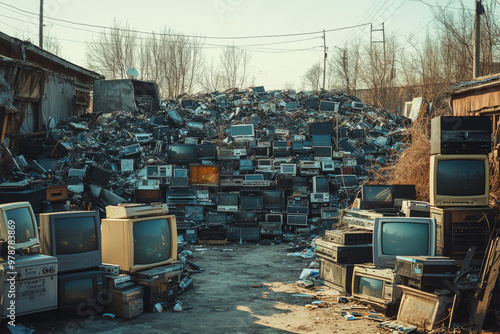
[41,73,76,125]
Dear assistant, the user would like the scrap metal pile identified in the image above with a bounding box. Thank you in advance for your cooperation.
[2,87,412,224]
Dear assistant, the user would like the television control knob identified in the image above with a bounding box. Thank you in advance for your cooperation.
[49,266,56,273]
[42,267,49,274]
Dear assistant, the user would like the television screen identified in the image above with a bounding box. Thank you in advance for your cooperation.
[287,214,308,225]
[239,159,254,170]
[356,276,383,299]
[185,206,204,221]
[231,124,254,137]
[313,176,329,193]
[314,146,332,158]
[430,154,489,207]
[190,165,219,186]
[54,217,98,255]
[319,101,337,112]
[218,193,239,206]
[262,190,285,210]
[39,211,101,273]
[207,213,228,224]
[133,218,172,265]
[437,159,485,196]
[362,185,393,209]
[2,203,38,249]
[168,144,196,163]
[196,143,217,161]
[64,278,94,304]
[335,175,357,187]
[312,134,332,146]
[57,270,106,312]
[266,214,283,223]
[236,212,258,225]
[373,217,436,268]
[240,196,264,211]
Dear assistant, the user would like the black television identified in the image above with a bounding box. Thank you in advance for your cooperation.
[236,211,259,225]
[361,185,394,210]
[262,190,286,211]
[39,211,101,273]
[196,143,217,161]
[57,270,106,313]
[309,122,334,135]
[153,126,170,142]
[167,144,196,163]
[240,195,264,211]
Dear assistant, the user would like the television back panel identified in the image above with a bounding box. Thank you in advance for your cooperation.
[324,229,373,245]
[314,238,373,264]
[431,116,491,154]
[319,258,354,293]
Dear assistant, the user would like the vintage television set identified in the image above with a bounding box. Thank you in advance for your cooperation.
[279,163,297,176]
[196,143,217,161]
[373,217,436,268]
[231,124,255,142]
[287,205,309,215]
[429,154,489,207]
[39,211,101,273]
[273,141,290,151]
[189,165,219,186]
[217,192,239,212]
[312,134,332,147]
[57,270,106,313]
[313,146,333,161]
[351,263,402,315]
[266,213,284,224]
[361,184,394,210]
[287,214,308,226]
[101,215,178,273]
[235,211,259,226]
[167,144,196,163]
[335,174,358,189]
[206,213,229,225]
[257,159,273,170]
[240,195,264,211]
[248,146,270,157]
[239,159,254,171]
[0,202,39,253]
[319,100,338,112]
[262,190,286,211]
[312,176,329,193]
[185,205,204,221]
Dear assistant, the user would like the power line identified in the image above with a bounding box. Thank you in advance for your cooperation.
[0,1,370,40]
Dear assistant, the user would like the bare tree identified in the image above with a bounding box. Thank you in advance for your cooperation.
[219,45,253,90]
[201,58,223,92]
[86,19,137,80]
[328,39,361,94]
[302,62,322,91]
[43,30,62,56]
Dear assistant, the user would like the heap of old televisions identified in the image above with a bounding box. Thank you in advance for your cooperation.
[139,121,363,245]
[314,115,496,327]
[0,201,181,320]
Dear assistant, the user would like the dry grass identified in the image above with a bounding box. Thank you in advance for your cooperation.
[368,118,431,202]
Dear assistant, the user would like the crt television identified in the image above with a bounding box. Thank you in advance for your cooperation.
[101,215,178,273]
[39,211,101,273]
[262,190,285,211]
[373,217,436,268]
[189,165,219,186]
[235,212,259,225]
[167,144,196,163]
[0,202,39,252]
[429,154,489,207]
[231,124,254,138]
[361,185,394,210]
[57,270,106,313]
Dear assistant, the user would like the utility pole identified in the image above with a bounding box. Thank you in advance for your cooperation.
[322,29,327,91]
[473,0,484,78]
[39,0,43,49]
[371,23,386,62]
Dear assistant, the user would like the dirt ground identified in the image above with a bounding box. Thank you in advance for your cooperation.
[6,242,390,334]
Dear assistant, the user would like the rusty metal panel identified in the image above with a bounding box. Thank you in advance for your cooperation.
[452,87,500,116]
[397,285,453,331]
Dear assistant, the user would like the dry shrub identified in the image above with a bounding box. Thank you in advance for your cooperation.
[489,154,500,209]
[368,118,431,202]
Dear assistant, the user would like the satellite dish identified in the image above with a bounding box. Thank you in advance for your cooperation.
[126,67,139,79]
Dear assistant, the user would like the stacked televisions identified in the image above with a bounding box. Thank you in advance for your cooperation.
[429,116,494,261]
[0,202,59,318]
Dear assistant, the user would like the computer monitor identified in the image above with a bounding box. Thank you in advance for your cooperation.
[314,146,332,161]
[240,195,264,211]
[429,154,489,207]
[287,214,308,226]
[196,143,217,161]
[39,211,101,273]
[373,217,436,268]
[319,100,338,112]
[217,192,239,212]
[231,124,255,138]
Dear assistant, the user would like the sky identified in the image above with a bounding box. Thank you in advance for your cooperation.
[0,0,492,91]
